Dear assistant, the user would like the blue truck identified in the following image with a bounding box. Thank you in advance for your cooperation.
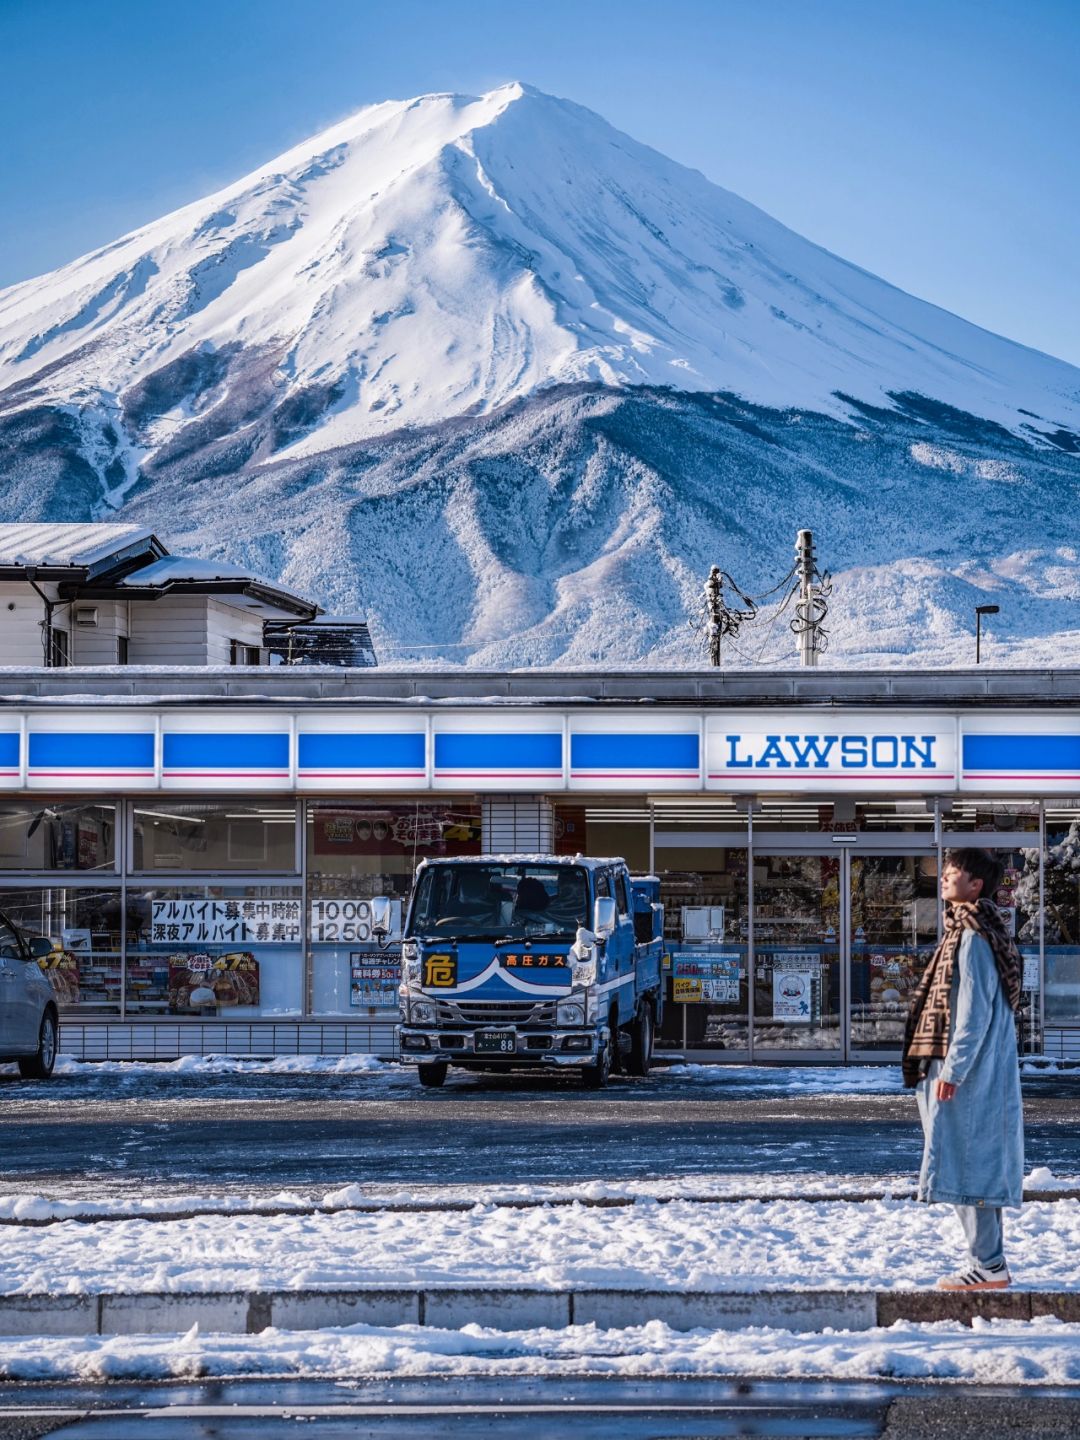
[376,855,664,1088]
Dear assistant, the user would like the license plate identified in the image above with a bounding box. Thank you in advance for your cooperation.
[475,1029,516,1054]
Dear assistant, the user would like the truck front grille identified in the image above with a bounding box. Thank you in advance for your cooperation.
[435,999,558,1027]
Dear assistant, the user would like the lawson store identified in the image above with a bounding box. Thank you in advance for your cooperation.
[3,667,1080,1065]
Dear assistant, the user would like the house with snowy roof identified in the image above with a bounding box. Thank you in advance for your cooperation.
[0,523,375,667]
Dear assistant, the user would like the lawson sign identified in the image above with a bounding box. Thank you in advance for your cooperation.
[704,714,957,793]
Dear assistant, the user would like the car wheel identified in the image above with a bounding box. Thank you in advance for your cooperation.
[625,1000,654,1077]
[581,1022,615,1089]
[417,1061,448,1088]
[18,1009,57,1080]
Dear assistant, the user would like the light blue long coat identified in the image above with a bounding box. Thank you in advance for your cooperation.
[915,930,1024,1207]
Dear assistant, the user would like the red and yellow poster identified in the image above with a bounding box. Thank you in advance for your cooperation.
[168,952,260,1012]
[38,950,80,1006]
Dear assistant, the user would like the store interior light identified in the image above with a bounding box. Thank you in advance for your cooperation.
[133,809,206,824]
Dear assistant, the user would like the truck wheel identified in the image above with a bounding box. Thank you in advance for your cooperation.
[417,1061,448,1088]
[18,1009,57,1080]
[582,1024,614,1089]
[625,1001,654,1077]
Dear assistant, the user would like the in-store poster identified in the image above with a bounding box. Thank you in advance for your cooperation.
[151,899,301,946]
[168,952,260,1012]
[671,951,740,1004]
[349,951,400,1007]
[312,809,481,856]
[773,967,813,1022]
[38,950,79,1005]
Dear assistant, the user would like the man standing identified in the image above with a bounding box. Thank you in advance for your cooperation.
[902,847,1024,1290]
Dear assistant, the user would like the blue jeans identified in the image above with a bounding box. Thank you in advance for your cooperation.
[955,1204,1005,1268]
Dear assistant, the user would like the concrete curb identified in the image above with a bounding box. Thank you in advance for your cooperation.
[2,1189,1077,1228]
[2,1287,1078,1338]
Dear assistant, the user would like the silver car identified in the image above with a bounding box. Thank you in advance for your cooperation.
[0,910,58,1079]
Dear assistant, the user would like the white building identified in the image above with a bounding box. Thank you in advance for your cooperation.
[0,657,1077,1067]
[0,523,319,667]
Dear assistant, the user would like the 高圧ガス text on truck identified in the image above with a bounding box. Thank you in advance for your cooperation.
[371,856,665,1088]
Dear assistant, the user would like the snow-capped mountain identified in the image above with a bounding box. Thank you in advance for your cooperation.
[1,82,1078,668]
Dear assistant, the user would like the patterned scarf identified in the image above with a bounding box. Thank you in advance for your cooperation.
[901,898,1022,1089]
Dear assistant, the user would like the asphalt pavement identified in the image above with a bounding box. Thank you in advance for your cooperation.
[0,1063,1075,1202]
[0,1378,1079,1438]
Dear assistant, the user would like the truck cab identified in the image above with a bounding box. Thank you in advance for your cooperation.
[382,855,664,1088]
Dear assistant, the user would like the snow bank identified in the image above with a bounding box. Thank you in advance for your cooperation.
[50,1053,391,1077]
[3,1315,1080,1385]
[5,1197,1080,1296]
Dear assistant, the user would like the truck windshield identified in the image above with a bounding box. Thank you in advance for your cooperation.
[410,864,590,940]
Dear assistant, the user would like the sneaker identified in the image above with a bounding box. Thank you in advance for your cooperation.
[937,1262,1011,1291]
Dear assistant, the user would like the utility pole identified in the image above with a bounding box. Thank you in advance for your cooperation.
[704,565,722,667]
[795,530,819,668]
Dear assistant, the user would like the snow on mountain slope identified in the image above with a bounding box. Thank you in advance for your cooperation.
[1,83,1079,669]
[1,81,1079,466]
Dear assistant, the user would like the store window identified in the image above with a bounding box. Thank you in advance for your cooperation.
[653,828,750,1053]
[0,886,124,1014]
[131,802,297,872]
[753,799,847,834]
[753,853,841,1051]
[752,799,935,834]
[124,885,303,1016]
[0,801,116,871]
[946,800,1041,834]
[849,853,938,1050]
[1034,814,1080,1027]
[306,802,481,1015]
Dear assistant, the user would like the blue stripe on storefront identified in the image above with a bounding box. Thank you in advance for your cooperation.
[571,732,699,771]
[0,733,19,768]
[298,732,425,770]
[163,733,290,770]
[28,731,155,769]
[434,732,563,771]
[963,733,1080,772]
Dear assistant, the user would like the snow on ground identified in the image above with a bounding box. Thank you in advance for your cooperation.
[51,1053,392,1077]
[2,1167,1075,1225]
[661,1063,904,1093]
[3,1315,1080,1385]
[6,1196,1080,1297]
[0,1175,918,1223]
[14,1054,907,1090]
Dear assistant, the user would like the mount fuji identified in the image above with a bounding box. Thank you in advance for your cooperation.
[1,82,1078,667]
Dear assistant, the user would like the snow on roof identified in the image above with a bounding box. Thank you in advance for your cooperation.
[291,614,370,628]
[0,523,154,567]
[416,855,622,870]
[118,555,254,585]
[117,553,317,608]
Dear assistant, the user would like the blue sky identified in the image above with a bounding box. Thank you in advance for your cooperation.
[2,0,1078,364]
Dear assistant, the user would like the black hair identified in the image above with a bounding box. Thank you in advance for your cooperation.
[944,847,1005,901]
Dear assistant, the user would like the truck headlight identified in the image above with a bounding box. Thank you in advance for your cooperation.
[410,997,436,1025]
[556,998,586,1027]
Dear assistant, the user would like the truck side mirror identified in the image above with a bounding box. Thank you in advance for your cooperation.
[28,937,55,959]
[369,897,393,939]
[593,896,617,940]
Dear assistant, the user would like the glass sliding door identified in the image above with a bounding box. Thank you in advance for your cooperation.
[652,826,751,1057]
[849,851,937,1055]
[752,851,842,1053]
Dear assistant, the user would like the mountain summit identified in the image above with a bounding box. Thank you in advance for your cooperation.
[1,85,1079,667]
[3,82,1078,457]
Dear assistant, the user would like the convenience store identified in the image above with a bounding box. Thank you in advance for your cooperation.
[2,667,1079,1064]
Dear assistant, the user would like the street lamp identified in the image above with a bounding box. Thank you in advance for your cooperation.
[975,604,1000,665]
